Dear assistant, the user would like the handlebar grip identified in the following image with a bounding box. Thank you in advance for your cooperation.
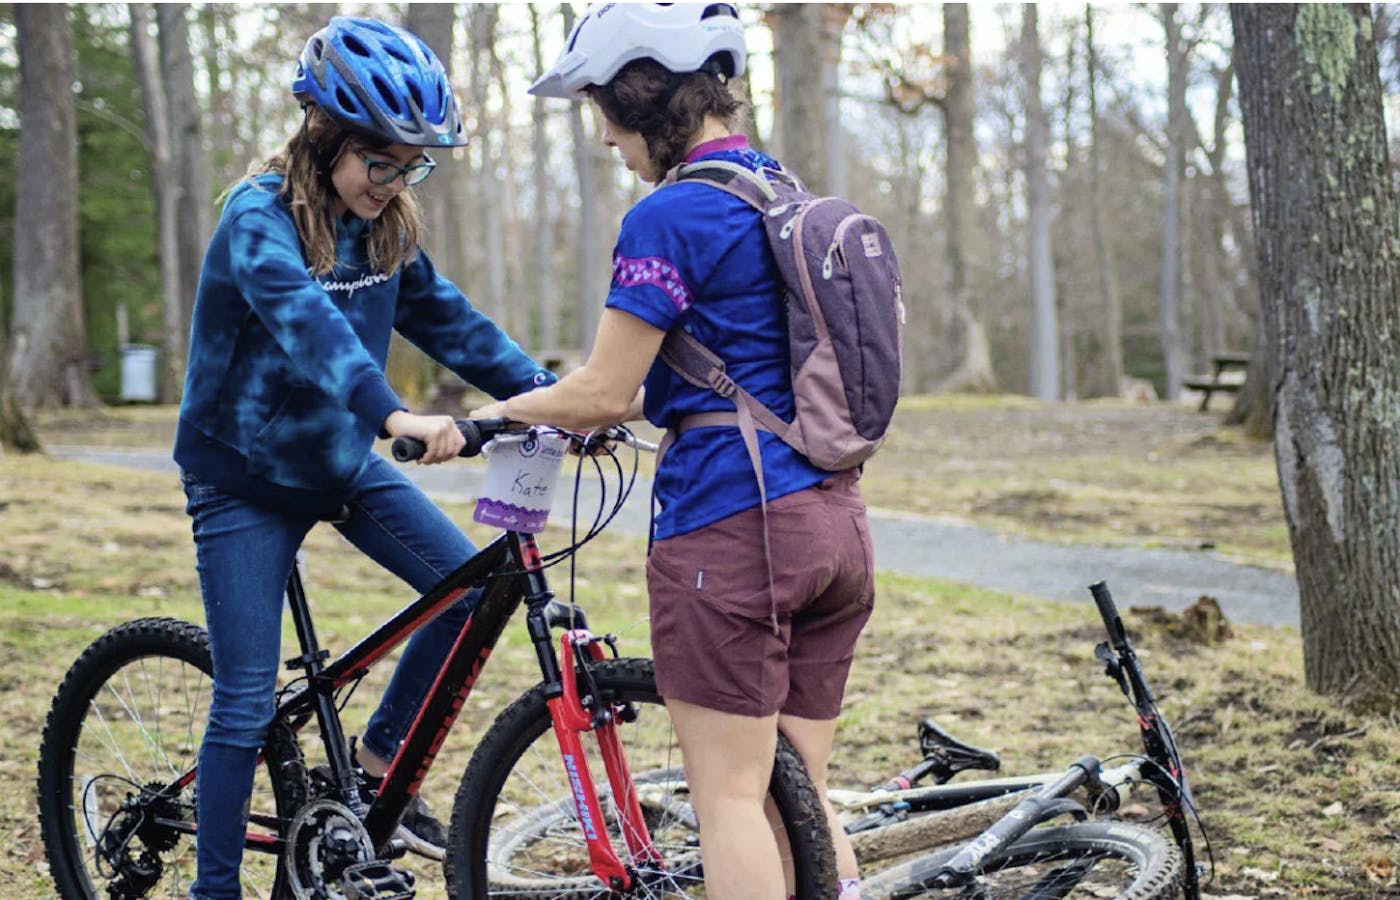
[391,418,500,462]
[1089,581,1129,650]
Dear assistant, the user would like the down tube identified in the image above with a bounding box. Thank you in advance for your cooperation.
[363,569,526,849]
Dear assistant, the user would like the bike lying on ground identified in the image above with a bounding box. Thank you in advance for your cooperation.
[36,418,837,899]
[809,581,1205,899]
[490,583,1210,899]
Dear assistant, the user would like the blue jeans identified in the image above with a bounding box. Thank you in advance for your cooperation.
[183,454,478,899]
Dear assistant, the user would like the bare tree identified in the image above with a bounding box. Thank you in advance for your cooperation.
[157,4,214,365]
[470,5,506,327]
[936,3,996,394]
[1083,3,1124,399]
[563,4,605,351]
[770,4,830,191]
[1157,5,1190,401]
[1020,5,1059,400]
[0,291,41,453]
[11,4,98,409]
[130,3,184,404]
[1233,4,1400,711]
[528,4,559,352]
[402,3,462,408]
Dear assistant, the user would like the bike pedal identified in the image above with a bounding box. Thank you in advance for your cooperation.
[339,860,416,900]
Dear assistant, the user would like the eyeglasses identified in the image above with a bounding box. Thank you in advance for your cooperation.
[360,152,437,187]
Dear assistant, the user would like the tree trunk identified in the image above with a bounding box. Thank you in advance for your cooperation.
[489,27,526,340]
[11,4,97,409]
[1083,4,1124,399]
[157,4,213,365]
[821,5,850,197]
[198,5,236,185]
[935,3,996,394]
[0,278,41,452]
[130,3,184,404]
[1020,5,1059,401]
[402,2,462,408]
[1158,4,1187,401]
[470,6,506,328]
[770,4,829,192]
[529,4,559,352]
[563,4,604,352]
[1233,3,1400,711]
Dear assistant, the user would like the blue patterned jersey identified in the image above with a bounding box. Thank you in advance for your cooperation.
[605,137,829,540]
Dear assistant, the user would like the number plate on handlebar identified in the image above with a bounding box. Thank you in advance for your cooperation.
[473,431,569,533]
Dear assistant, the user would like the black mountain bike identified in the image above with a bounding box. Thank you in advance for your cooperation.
[36,418,837,899]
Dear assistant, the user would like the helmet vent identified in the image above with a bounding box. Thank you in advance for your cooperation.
[342,34,372,57]
[335,86,358,112]
[702,3,738,19]
[372,75,402,114]
[310,38,325,59]
[406,81,424,113]
[384,43,412,64]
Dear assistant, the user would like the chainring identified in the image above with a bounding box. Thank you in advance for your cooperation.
[285,798,375,900]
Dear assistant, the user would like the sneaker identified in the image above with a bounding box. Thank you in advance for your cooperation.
[392,791,448,861]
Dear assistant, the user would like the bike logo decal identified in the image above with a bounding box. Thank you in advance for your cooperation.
[562,753,600,840]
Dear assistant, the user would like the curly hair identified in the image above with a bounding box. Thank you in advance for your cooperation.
[237,105,421,276]
[587,57,743,182]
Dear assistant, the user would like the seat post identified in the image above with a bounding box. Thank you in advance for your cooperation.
[283,561,366,814]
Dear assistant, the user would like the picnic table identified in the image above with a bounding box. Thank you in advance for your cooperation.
[1183,353,1250,412]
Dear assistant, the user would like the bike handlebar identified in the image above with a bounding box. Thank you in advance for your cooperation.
[391,418,658,463]
[1089,581,1129,651]
[391,417,509,462]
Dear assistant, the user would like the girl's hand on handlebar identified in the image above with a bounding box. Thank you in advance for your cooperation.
[383,411,466,464]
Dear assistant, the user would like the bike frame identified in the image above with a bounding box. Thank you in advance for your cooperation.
[156,528,659,893]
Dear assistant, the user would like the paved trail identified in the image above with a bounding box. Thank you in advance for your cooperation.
[56,447,1300,629]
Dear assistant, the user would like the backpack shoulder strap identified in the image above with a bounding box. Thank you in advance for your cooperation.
[661,160,783,212]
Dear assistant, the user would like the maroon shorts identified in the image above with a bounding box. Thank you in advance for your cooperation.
[646,468,875,719]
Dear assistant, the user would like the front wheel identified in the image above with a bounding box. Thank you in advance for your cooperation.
[861,821,1183,899]
[445,657,837,898]
[36,617,307,899]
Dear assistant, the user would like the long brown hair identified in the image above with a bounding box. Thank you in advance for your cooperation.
[239,105,422,276]
[587,58,743,182]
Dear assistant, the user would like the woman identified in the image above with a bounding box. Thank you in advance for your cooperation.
[473,5,872,898]
[175,17,554,898]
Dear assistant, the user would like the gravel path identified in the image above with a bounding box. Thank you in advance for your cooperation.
[54,446,1299,629]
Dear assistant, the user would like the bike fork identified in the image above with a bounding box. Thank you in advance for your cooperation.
[546,631,663,893]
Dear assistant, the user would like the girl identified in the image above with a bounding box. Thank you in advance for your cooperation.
[174,17,554,898]
[474,5,872,898]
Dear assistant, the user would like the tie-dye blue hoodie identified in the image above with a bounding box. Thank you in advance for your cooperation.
[174,174,555,515]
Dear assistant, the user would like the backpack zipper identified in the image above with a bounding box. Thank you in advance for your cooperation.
[826,214,881,276]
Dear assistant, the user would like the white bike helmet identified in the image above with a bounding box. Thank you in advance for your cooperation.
[530,3,747,99]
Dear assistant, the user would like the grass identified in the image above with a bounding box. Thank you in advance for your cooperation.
[5,399,1393,897]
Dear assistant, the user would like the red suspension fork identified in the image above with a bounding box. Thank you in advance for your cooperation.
[546,631,663,892]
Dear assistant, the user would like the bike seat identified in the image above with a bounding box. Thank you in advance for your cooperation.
[918,718,1001,781]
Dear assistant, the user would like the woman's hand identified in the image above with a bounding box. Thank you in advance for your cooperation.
[383,410,465,464]
[469,401,509,420]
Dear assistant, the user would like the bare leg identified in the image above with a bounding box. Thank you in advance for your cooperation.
[779,713,860,881]
[668,698,786,900]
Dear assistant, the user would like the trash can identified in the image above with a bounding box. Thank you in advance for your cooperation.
[119,344,158,403]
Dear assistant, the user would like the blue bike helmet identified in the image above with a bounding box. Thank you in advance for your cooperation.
[292,17,467,148]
